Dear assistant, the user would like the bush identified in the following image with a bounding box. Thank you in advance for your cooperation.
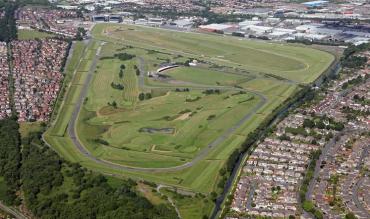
[111,82,124,90]
[114,53,136,61]
[302,200,314,212]
[345,212,357,219]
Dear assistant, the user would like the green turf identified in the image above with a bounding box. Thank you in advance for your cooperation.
[93,24,334,83]
[85,58,124,110]
[49,41,94,136]
[122,60,139,105]
[17,29,55,40]
[44,24,334,199]
[78,87,260,168]
[164,66,248,86]
[65,42,86,75]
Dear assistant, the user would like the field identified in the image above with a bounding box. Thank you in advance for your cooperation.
[81,89,259,168]
[18,29,55,40]
[164,67,248,86]
[93,24,334,83]
[44,23,334,218]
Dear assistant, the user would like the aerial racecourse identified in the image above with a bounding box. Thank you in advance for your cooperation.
[44,23,334,216]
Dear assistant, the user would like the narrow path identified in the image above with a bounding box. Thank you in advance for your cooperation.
[156,185,182,219]
[0,202,28,219]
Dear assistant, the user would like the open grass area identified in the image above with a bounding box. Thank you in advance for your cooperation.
[79,88,260,168]
[164,66,248,86]
[18,29,55,40]
[44,23,334,214]
[93,24,334,83]
[161,188,214,219]
[74,39,262,168]
[19,122,44,138]
[49,41,97,137]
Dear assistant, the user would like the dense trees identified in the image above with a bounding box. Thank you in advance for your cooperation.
[342,43,370,60]
[0,0,53,42]
[0,2,17,42]
[342,56,367,69]
[75,27,87,40]
[341,43,370,69]
[21,136,178,219]
[0,118,21,205]
[0,120,178,219]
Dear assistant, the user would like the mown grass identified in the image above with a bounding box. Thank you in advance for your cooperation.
[92,23,334,83]
[49,41,89,136]
[78,87,260,168]
[165,66,248,86]
[18,29,55,40]
[45,24,333,200]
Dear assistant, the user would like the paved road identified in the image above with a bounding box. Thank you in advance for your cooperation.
[351,144,370,218]
[305,81,367,201]
[305,130,369,219]
[0,202,28,219]
[305,130,344,200]
[245,181,257,210]
[62,43,268,173]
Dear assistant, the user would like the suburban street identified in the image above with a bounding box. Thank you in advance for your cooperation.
[351,144,370,219]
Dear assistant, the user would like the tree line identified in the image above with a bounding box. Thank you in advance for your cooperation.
[0,1,17,42]
[0,118,178,219]
[0,118,21,205]
[218,86,318,218]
